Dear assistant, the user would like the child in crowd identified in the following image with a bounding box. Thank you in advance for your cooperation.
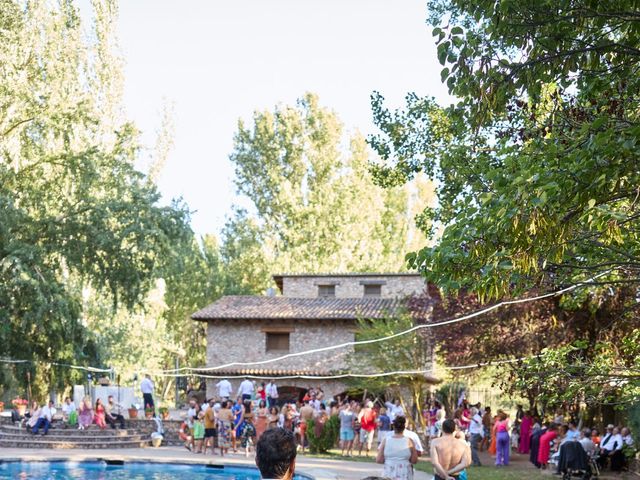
[192,414,205,453]
[511,422,520,451]
[240,414,257,457]
[179,420,193,451]
[377,407,392,446]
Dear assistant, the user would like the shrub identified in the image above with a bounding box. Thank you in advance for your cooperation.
[306,415,340,453]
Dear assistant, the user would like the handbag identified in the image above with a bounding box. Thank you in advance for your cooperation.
[68,410,78,426]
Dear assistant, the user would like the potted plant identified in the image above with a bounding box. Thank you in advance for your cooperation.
[12,398,28,416]
[144,404,155,419]
[158,407,170,420]
[0,401,4,412]
[151,432,163,448]
[128,404,139,419]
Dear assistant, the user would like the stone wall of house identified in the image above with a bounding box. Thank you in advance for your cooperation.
[205,318,355,399]
[281,275,425,298]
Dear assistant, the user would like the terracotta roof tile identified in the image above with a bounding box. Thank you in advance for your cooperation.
[191,296,429,321]
[191,367,440,383]
[193,368,333,377]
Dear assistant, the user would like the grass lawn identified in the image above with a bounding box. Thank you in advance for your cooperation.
[303,449,548,480]
[304,448,635,480]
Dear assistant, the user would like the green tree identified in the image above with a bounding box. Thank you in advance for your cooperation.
[218,209,272,294]
[230,93,432,274]
[367,0,640,418]
[0,0,191,395]
[348,312,434,431]
[369,1,640,298]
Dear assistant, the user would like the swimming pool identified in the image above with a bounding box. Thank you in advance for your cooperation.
[0,461,313,480]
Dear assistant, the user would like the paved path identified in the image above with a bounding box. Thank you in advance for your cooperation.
[0,447,433,480]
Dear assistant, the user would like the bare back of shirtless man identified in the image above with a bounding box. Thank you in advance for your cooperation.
[299,402,315,453]
[430,419,470,480]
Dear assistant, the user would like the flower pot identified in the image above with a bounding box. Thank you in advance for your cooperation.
[0,402,4,412]
[160,411,170,420]
[145,411,154,419]
[128,408,138,419]
[17,405,26,416]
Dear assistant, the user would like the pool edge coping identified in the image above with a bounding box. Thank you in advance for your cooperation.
[0,457,317,480]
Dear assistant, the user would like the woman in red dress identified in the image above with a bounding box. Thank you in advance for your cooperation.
[518,411,533,454]
[537,424,559,468]
[94,398,107,429]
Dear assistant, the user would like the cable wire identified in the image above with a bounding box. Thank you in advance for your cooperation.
[160,270,612,374]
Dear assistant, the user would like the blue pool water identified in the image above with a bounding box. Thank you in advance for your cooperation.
[0,462,311,480]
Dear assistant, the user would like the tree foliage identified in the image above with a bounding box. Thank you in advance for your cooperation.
[367,0,640,416]
[348,311,434,430]
[421,283,640,411]
[369,1,640,298]
[0,0,191,394]
[230,93,433,276]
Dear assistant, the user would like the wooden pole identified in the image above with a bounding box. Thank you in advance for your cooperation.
[26,371,32,403]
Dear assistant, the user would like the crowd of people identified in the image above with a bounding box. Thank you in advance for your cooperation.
[8,376,637,479]
[177,381,340,458]
[176,379,432,479]
[174,379,638,478]
[15,395,127,435]
[421,399,637,474]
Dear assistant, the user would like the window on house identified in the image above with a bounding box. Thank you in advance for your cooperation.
[266,332,290,352]
[363,284,382,297]
[318,284,336,298]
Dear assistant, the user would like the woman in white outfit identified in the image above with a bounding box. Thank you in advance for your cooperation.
[376,416,418,480]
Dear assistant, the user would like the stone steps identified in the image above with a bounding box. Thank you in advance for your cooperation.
[0,431,147,442]
[1,425,140,438]
[0,438,150,449]
[0,424,151,449]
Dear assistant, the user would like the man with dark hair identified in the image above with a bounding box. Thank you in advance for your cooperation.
[255,428,297,480]
[430,419,470,480]
[106,395,126,429]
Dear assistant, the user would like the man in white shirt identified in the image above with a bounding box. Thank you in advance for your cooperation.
[140,374,155,409]
[266,380,278,408]
[238,377,255,401]
[402,425,424,457]
[621,427,634,447]
[309,393,321,412]
[216,378,232,400]
[468,407,484,466]
[384,399,404,422]
[186,398,199,427]
[33,400,56,435]
[598,425,624,469]
[61,397,76,420]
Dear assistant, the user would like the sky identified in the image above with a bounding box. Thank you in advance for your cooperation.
[114,0,451,235]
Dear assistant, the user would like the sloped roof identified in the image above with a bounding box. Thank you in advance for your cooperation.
[192,367,334,378]
[191,295,429,321]
[191,367,440,383]
[272,272,421,278]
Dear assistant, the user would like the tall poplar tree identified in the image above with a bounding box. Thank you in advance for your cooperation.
[0,0,191,394]
[228,93,432,278]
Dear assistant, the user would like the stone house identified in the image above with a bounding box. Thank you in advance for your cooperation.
[191,273,438,402]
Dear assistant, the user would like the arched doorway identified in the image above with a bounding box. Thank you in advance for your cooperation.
[277,386,307,404]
